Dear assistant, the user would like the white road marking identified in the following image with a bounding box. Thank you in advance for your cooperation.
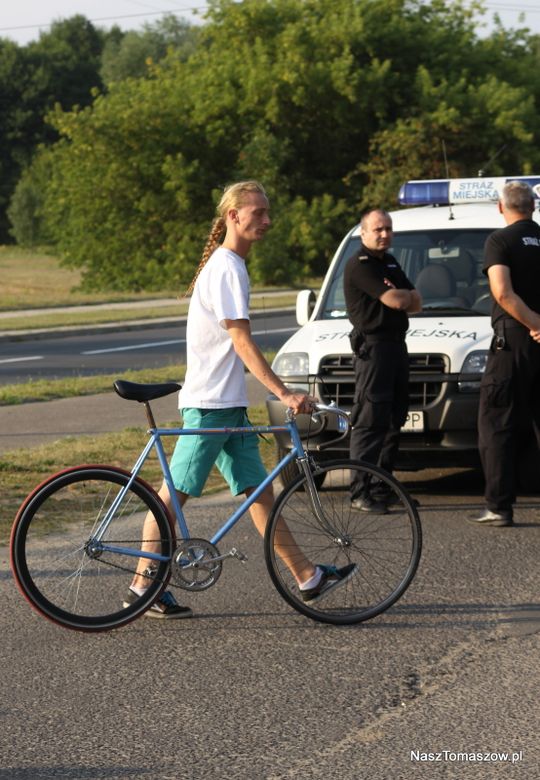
[0,355,44,364]
[3,326,296,362]
[82,339,183,355]
[252,327,295,336]
[80,327,295,355]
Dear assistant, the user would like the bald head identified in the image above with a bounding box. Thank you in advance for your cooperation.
[360,209,393,256]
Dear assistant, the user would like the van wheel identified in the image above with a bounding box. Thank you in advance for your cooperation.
[277,447,326,490]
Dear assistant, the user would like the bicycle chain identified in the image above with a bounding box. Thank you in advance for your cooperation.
[88,539,182,590]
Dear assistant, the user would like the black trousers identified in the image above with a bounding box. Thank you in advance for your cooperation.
[478,326,540,512]
[350,340,409,499]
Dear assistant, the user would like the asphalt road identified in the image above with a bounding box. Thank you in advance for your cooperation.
[0,310,297,385]
[2,399,540,779]
[1,311,539,778]
[2,480,539,779]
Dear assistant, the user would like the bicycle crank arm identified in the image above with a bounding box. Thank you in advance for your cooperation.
[223,547,248,563]
[179,547,248,567]
[210,547,248,564]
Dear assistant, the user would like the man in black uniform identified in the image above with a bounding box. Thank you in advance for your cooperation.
[471,180,540,527]
[344,208,422,512]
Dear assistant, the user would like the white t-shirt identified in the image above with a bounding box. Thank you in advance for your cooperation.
[178,247,250,409]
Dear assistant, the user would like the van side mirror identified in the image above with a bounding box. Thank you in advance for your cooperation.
[296,289,316,326]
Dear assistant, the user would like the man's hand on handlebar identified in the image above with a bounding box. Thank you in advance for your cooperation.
[280,390,318,416]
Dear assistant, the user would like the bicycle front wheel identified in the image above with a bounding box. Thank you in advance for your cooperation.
[264,459,422,625]
[10,466,174,632]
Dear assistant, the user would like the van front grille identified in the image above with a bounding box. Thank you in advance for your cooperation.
[318,353,448,409]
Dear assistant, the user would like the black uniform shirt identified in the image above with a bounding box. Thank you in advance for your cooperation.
[343,245,414,335]
[483,218,540,325]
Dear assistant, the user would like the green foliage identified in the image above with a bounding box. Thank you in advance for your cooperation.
[359,62,539,208]
[248,193,354,284]
[41,75,202,290]
[100,16,199,84]
[0,38,30,239]
[0,17,106,242]
[7,171,42,247]
[7,147,54,246]
[18,0,540,289]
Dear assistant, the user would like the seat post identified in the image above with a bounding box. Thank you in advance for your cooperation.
[143,401,157,429]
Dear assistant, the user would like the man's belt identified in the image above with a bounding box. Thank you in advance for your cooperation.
[492,317,527,351]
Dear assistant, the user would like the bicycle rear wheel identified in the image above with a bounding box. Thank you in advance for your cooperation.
[264,459,422,625]
[10,466,174,632]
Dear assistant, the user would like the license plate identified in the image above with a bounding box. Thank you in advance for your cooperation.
[401,411,424,432]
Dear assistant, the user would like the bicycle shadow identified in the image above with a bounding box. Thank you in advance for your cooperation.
[139,600,540,636]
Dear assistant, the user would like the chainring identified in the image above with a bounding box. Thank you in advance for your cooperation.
[170,538,222,592]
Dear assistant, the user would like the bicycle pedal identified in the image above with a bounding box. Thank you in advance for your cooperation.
[229,547,248,563]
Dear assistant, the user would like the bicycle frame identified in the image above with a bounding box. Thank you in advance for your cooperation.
[91,413,329,565]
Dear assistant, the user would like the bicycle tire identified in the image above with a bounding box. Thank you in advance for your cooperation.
[264,459,422,625]
[10,465,175,632]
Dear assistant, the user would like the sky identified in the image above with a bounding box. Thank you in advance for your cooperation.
[0,1,211,45]
[1,0,540,46]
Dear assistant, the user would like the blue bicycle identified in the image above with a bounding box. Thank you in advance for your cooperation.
[10,380,422,631]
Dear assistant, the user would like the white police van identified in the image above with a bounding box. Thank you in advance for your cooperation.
[267,176,540,484]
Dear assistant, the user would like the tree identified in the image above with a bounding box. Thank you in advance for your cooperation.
[359,69,539,210]
[0,16,106,242]
[0,39,28,239]
[31,0,540,290]
[7,147,54,246]
[100,16,199,84]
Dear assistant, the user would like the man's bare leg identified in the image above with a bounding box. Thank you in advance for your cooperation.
[246,484,316,585]
[131,480,189,590]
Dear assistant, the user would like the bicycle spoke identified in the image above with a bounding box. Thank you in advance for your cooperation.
[11,467,172,631]
[265,460,421,625]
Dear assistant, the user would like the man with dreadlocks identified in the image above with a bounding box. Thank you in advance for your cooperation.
[124,181,357,618]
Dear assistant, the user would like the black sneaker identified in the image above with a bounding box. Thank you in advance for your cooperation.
[301,563,358,604]
[468,509,513,528]
[123,589,193,619]
[351,495,388,513]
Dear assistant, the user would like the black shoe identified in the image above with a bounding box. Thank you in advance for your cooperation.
[301,563,358,604]
[123,589,193,619]
[468,509,513,527]
[351,495,388,513]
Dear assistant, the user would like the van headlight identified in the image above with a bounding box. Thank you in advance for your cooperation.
[272,352,309,377]
[458,350,488,392]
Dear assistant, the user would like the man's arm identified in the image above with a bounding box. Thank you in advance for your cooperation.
[224,319,317,413]
[487,265,540,341]
[379,288,422,313]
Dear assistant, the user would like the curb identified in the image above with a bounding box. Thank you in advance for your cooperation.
[0,306,295,344]
[0,316,182,344]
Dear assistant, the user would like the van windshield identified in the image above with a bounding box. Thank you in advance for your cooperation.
[320,229,494,319]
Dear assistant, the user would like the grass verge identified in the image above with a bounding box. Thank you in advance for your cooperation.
[0,364,187,405]
[1,405,277,546]
[0,246,305,331]
[0,247,179,309]
[0,293,297,331]
[0,352,276,405]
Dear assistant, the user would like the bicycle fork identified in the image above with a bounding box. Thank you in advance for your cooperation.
[287,416,350,545]
[295,456,348,542]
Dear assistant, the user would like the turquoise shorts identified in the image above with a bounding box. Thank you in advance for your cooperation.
[169,407,268,497]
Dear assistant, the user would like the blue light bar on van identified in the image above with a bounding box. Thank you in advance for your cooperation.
[398,176,540,206]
